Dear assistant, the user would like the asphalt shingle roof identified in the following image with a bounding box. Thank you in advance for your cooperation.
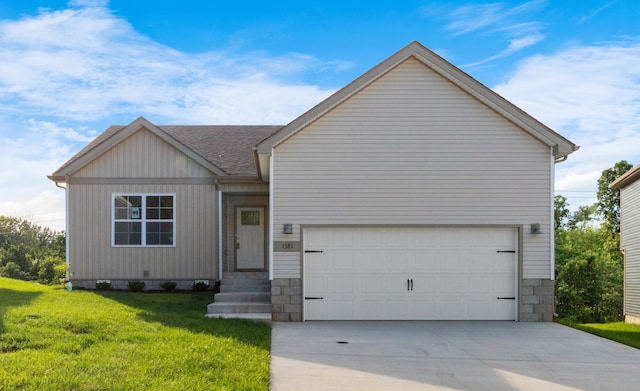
[55,124,283,177]
[162,125,282,176]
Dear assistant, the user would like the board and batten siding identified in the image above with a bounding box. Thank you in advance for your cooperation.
[68,184,217,280]
[621,181,640,318]
[67,127,218,280]
[73,128,213,178]
[272,57,553,280]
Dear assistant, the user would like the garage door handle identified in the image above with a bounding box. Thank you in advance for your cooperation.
[496,297,516,300]
[407,279,414,291]
[497,250,516,253]
[305,297,324,300]
[305,250,324,253]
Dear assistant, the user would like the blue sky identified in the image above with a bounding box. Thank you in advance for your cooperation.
[0,0,639,230]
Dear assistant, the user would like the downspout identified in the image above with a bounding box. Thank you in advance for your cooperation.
[550,148,555,281]
[54,177,70,282]
[218,189,223,282]
[269,150,274,281]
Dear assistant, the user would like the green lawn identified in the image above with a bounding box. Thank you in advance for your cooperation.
[0,277,271,390]
[556,318,640,349]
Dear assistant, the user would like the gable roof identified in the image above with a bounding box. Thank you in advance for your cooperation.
[49,117,282,181]
[256,41,578,160]
[610,164,640,189]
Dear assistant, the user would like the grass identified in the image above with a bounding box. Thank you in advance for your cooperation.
[556,318,640,349]
[0,277,271,390]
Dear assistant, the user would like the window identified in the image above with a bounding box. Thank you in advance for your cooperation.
[113,194,175,247]
[241,210,261,225]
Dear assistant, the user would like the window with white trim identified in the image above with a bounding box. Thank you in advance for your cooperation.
[112,194,175,247]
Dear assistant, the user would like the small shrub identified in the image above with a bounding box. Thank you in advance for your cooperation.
[37,256,66,284]
[1,262,29,280]
[160,281,177,292]
[127,280,146,292]
[192,281,209,292]
[95,281,112,291]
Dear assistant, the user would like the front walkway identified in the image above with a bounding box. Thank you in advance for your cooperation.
[271,321,640,391]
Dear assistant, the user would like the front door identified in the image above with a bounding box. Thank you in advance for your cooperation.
[235,207,265,270]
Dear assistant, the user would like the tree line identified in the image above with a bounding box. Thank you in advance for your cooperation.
[554,160,632,323]
[0,216,66,284]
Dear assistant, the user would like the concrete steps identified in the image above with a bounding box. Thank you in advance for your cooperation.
[207,272,271,321]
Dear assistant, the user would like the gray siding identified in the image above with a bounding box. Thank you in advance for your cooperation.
[73,128,213,178]
[68,183,217,280]
[621,181,640,317]
[272,57,553,280]
[67,127,218,281]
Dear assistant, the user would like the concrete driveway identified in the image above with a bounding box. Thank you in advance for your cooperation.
[270,321,640,391]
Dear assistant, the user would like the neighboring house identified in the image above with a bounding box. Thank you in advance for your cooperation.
[610,164,640,324]
[49,41,578,322]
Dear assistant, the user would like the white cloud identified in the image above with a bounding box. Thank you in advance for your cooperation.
[422,1,547,67]
[493,40,640,208]
[0,191,66,232]
[427,0,546,37]
[0,3,344,229]
[0,117,90,231]
[0,5,338,123]
[464,32,546,67]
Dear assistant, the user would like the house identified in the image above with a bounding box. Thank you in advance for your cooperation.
[49,41,578,322]
[610,164,640,324]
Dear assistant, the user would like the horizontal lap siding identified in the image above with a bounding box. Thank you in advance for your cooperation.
[621,184,640,317]
[69,184,217,280]
[273,58,552,280]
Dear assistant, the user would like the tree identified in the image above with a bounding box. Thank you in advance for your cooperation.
[596,160,633,235]
[554,195,571,231]
[553,160,632,323]
[0,216,65,283]
[569,204,597,230]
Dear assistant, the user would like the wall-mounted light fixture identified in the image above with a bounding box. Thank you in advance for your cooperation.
[531,223,541,234]
[283,224,293,234]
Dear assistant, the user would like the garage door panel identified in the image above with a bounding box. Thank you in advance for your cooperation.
[329,230,357,248]
[469,254,492,270]
[386,253,413,271]
[386,300,408,318]
[304,227,517,321]
[439,299,463,318]
[468,276,490,293]
[332,300,355,318]
[387,276,411,293]
[361,252,385,271]
[413,276,436,292]
[438,276,463,293]
[361,276,384,293]
[306,300,328,318]
[385,230,413,248]
[332,253,355,270]
[438,253,465,271]
[361,300,385,317]
[414,230,439,248]
[469,300,491,318]
[332,276,355,293]
[491,276,515,294]
[414,300,436,317]
[414,255,437,271]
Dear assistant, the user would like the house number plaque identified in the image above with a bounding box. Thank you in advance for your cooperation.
[274,241,300,252]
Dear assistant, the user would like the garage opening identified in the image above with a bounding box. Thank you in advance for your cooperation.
[303,227,518,321]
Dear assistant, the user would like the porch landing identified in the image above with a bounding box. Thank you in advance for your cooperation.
[206,272,271,321]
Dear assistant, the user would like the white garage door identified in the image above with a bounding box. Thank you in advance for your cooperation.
[304,227,518,320]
